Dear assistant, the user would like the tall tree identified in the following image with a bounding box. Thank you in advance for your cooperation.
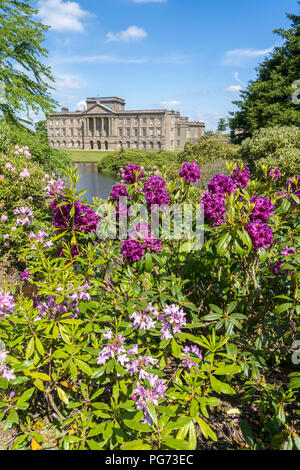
[229,5,300,143]
[217,118,228,132]
[0,0,57,124]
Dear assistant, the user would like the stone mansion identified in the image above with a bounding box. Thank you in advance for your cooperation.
[47,97,205,151]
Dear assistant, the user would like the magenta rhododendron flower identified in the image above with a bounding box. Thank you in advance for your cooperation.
[122,164,144,184]
[0,289,16,318]
[143,175,170,206]
[246,221,273,250]
[208,174,236,195]
[231,166,251,188]
[179,162,201,183]
[52,201,100,233]
[110,184,128,201]
[269,168,281,180]
[250,196,275,222]
[121,239,145,262]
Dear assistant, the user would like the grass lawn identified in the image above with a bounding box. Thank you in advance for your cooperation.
[61,149,114,163]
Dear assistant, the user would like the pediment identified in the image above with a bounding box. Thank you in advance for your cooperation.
[86,103,115,114]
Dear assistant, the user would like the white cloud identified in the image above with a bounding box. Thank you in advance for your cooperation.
[53,54,148,65]
[222,47,274,66]
[76,100,87,111]
[37,0,93,33]
[225,85,242,94]
[54,75,87,90]
[106,26,147,43]
[160,100,182,108]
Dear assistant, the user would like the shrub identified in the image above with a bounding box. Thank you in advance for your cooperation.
[178,138,239,166]
[0,120,71,173]
[239,126,300,177]
[97,149,180,175]
[0,158,299,451]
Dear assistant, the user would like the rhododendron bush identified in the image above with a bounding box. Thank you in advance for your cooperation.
[0,153,299,451]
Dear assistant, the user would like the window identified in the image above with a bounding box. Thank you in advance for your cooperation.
[57,141,60,147]
[126,141,130,149]
[177,128,181,136]
[62,119,65,125]
[171,140,174,147]
[56,129,60,136]
[56,120,59,126]
[143,117,146,124]
[171,128,174,133]
[119,128,123,137]
[49,121,53,126]
[78,141,81,148]
[142,142,146,149]
[71,141,74,147]
[150,141,154,150]
[126,118,130,125]
[157,128,161,137]
[134,141,138,149]
[150,118,154,125]
[119,119,123,125]
[149,128,154,136]
[134,118,139,126]
[157,118,162,125]
[142,128,146,137]
[126,128,130,137]
[62,129,66,136]
[134,128,138,137]
[70,129,73,136]
[177,140,180,146]
[77,128,81,136]
[70,119,73,125]
[157,142,161,150]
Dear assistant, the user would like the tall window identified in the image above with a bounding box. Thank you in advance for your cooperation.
[149,128,154,136]
[157,128,161,136]
[177,128,181,136]
[134,118,139,125]
[142,128,146,137]
[134,128,138,137]
[157,142,161,150]
[143,117,146,124]
[142,142,146,149]
[126,118,130,125]
[126,128,130,137]
[119,128,123,136]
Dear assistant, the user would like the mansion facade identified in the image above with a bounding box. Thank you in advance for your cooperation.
[47,97,205,151]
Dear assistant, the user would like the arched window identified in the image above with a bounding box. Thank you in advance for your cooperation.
[142,142,146,150]
[126,141,130,149]
[78,141,81,148]
[150,141,154,150]
[90,141,94,150]
[134,141,138,149]
[119,141,123,149]
[63,141,66,147]
[105,141,108,150]
[57,141,60,147]
[157,142,161,150]
[97,141,101,150]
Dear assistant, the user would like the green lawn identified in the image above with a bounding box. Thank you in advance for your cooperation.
[61,149,114,163]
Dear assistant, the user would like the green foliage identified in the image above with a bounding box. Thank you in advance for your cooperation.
[217,118,228,132]
[0,120,70,173]
[0,0,57,124]
[229,7,300,141]
[239,126,300,177]
[0,156,299,450]
[97,149,180,175]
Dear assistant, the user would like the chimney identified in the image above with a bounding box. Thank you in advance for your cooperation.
[61,107,69,113]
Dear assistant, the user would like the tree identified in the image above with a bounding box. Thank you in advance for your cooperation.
[229,4,300,143]
[35,119,48,140]
[0,0,57,125]
[217,118,228,133]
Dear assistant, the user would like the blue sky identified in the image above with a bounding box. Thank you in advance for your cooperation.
[34,0,299,130]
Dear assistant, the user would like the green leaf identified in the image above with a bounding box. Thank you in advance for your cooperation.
[57,386,69,405]
[171,338,181,358]
[146,398,158,426]
[163,437,191,450]
[195,417,217,441]
[240,420,254,448]
[75,358,92,376]
[216,233,232,256]
[25,337,35,360]
[121,440,151,450]
[123,419,152,433]
[210,376,236,395]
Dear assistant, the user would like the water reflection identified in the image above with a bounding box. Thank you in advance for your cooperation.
[74,163,116,203]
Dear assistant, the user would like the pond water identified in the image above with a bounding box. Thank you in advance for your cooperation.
[74,163,116,203]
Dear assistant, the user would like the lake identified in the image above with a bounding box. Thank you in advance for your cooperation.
[74,163,116,202]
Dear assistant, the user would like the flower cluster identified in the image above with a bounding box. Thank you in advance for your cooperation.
[231,166,251,188]
[0,289,16,318]
[97,330,127,365]
[121,164,144,184]
[245,221,273,250]
[19,169,31,179]
[201,192,226,226]
[52,201,100,233]
[14,206,34,226]
[44,175,66,197]
[269,168,281,180]
[14,146,31,159]
[273,246,296,276]
[132,374,167,425]
[208,174,236,195]
[130,303,159,330]
[159,304,187,340]
[29,230,53,249]
[179,162,201,183]
[0,350,16,382]
[143,175,170,207]
[122,224,163,262]
[249,196,275,222]
[34,283,90,320]
[181,345,203,370]
[110,184,128,202]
